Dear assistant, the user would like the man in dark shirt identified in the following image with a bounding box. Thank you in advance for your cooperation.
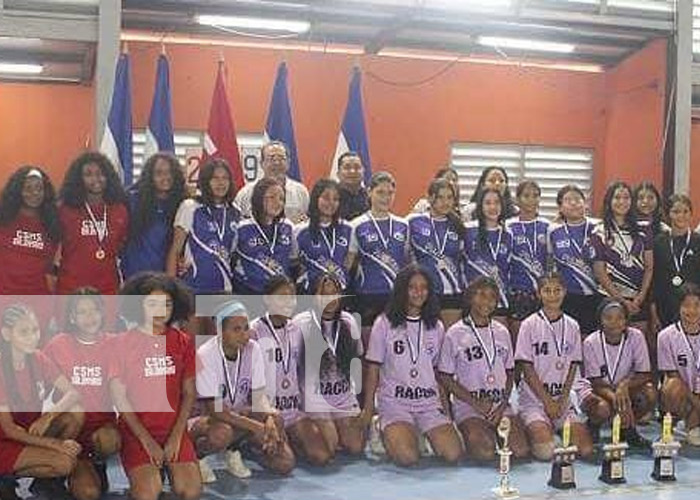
[336,151,369,220]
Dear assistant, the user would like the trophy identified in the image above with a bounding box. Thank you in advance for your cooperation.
[548,418,578,490]
[493,417,519,499]
[599,414,628,484]
[651,413,681,482]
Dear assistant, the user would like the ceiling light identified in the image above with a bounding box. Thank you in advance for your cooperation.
[0,62,43,74]
[478,36,576,53]
[196,14,310,33]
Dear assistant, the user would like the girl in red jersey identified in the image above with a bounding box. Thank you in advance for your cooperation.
[57,151,129,296]
[0,304,82,500]
[43,289,120,500]
[111,273,200,500]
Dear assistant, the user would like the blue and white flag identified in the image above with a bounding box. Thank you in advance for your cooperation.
[330,67,372,183]
[100,52,133,185]
[145,53,174,158]
[264,62,302,182]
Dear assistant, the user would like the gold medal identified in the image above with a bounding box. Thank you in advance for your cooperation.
[281,377,291,390]
[95,248,106,260]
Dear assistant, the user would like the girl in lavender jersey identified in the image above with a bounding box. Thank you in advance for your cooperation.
[233,178,295,294]
[408,178,466,328]
[582,299,656,448]
[515,273,593,461]
[360,265,463,467]
[548,185,600,336]
[463,188,513,325]
[292,274,365,456]
[592,182,653,337]
[506,180,550,342]
[438,277,529,462]
[190,300,294,479]
[251,276,333,466]
[657,284,700,446]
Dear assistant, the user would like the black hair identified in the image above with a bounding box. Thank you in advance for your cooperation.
[434,167,458,180]
[596,297,630,327]
[463,277,500,318]
[0,166,61,242]
[59,151,127,207]
[474,187,505,251]
[129,153,186,242]
[601,181,641,245]
[427,178,465,238]
[632,181,663,236]
[536,271,566,291]
[308,179,341,241]
[64,287,104,333]
[197,158,236,206]
[679,283,700,306]
[469,167,516,218]
[251,177,285,225]
[263,274,296,296]
[0,304,40,412]
[516,180,541,198]
[119,272,193,327]
[666,194,693,215]
[368,171,396,193]
[337,151,361,169]
[556,184,586,222]
[385,264,440,330]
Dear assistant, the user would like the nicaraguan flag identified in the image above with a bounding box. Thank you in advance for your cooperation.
[330,67,371,183]
[145,53,174,158]
[264,62,302,182]
[100,52,133,185]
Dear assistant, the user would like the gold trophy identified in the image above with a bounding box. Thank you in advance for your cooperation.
[493,417,519,498]
[599,414,628,484]
[548,418,577,489]
[651,413,681,482]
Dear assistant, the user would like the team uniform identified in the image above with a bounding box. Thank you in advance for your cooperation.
[349,213,409,325]
[42,333,116,453]
[463,222,513,311]
[107,327,197,474]
[591,222,651,320]
[57,202,129,295]
[653,231,700,327]
[292,311,362,419]
[250,316,305,428]
[515,311,583,428]
[174,199,240,294]
[233,218,295,294]
[407,213,464,308]
[506,217,550,320]
[583,327,651,387]
[438,317,514,424]
[294,220,352,293]
[0,352,60,475]
[120,192,172,280]
[366,314,449,433]
[658,323,700,394]
[548,218,600,335]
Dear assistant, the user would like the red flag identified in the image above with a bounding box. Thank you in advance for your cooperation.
[203,62,243,189]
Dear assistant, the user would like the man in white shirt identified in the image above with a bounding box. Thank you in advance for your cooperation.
[235,141,309,223]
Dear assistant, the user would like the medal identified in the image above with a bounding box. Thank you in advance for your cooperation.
[320,224,338,261]
[263,314,293,386]
[430,216,450,259]
[95,248,105,260]
[281,378,291,390]
[676,322,700,375]
[405,318,423,378]
[311,311,340,357]
[599,330,628,386]
[486,373,496,385]
[564,219,591,259]
[612,222,635,268]
[555,360,565,371]
[519,219,544,276]
[84,202,108,259]
[466,316,498,379]
[410,368,419,379]
[670,230,692,286]
[488,226,504,265]
[219,338,242,407]
[672,275,684,287]
[538,310,567,369]
[369,213,393,253]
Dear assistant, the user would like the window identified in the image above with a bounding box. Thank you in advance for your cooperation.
[131,131,265,183]
[449,143,594,218]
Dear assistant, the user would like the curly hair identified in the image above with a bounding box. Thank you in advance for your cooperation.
[119,272,193,327]
[59,151,127,207]
[385,264,440,330]
[0,166,61,242]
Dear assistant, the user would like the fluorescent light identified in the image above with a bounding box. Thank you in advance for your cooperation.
[478,36,576,54]
[0,62,43,74]
[196,14,310,33]
[608,0,674,13]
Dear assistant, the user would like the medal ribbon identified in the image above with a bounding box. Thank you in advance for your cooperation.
[467,315,496,373]
[84,202,108,248]
[599,330,628,385]
[263,314,292,375]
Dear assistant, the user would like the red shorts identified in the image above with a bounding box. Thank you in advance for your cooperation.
[119,425,197,475]
[0,439,25,475]
[78,412,117,455]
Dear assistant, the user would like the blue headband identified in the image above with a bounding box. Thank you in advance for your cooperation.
[214,301,249,335]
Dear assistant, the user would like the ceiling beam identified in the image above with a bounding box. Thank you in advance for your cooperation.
[0,11,98,41]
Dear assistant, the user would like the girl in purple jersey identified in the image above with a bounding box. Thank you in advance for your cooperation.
[438,277,529,462]
[292,274,365,456]
[252,276,333,466]
[657,284,700,446]
[592,182,653,336]
[515,273,593,461]
[582,299,656,449]
[463,188,513,326]
[360,265,463,467]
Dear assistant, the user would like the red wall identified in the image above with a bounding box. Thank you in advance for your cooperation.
[0,38,668,214]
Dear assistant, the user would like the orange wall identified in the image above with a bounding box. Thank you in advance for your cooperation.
[0,38,668,214]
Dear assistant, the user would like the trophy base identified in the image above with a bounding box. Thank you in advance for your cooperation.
[492,486,519,499]
[651,457,677,482]
[599,459,626,484]
[548,463,576,490]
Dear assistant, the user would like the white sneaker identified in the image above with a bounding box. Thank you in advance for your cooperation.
[369,415,386,456]
[686,427,700,446]
[225,450,252,479]
[198,458,216,484]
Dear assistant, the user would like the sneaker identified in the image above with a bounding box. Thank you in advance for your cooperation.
[225,450,252,479]
[0,479,20,500]
[369,415,386,456]
[624,428,652,452]
[686,427,700,446]
[29,477,67,497]
[198,458,217,484]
